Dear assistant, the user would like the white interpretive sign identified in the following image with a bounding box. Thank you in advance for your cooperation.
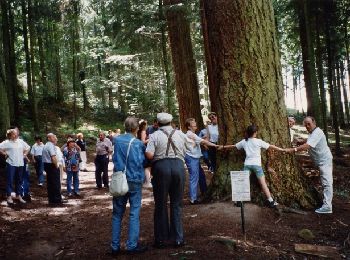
[230,171,251,201]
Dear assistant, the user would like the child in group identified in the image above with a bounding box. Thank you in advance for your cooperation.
[225,125,283,208]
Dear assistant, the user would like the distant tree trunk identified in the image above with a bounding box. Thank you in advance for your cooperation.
[324,0,341,155]
[1,0,15,124]
[335,62,345,128]
[159,0,174,114]
[0,58,10,135]
[79,70,89,112]
[81,27,89,111]
[340,61,350,126]
[315,7,328,139]
[345,20,350,99]
[297,0,321,122]
[37,23,49,99]
[292,65,299,110]
[22,0,39,131]
[200,0,216,112]
[71,0,80,129]
[164,0,204,130]
[53,23,63,103]
[202,0,317,207]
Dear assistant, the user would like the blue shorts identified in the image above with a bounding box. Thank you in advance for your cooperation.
[243,165,264,178]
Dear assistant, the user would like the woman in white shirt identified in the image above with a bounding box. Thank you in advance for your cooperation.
[225,125,283,208]
[0,129,30,204]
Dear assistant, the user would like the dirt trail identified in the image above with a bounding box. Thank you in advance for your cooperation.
[1,159,350,259]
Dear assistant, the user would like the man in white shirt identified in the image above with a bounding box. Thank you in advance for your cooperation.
[31,136,45,186]
[285,116,333,214]
[42,133,66,205]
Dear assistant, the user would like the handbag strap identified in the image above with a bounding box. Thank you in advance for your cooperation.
[124,138,135,173]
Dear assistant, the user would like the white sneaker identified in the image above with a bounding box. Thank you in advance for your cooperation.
[315,205,332,214]
[17,196,26,204]
[7,196,13,204]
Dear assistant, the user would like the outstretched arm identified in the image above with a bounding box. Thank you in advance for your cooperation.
[284,143,310,153]
[268,144,284,152]
[223,144,236,149]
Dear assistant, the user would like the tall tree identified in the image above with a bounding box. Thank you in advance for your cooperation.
[1,0,16,124]
[324,0,341,155]
[164,0,203,130]
[22,0,39,131]
[0,57,10,136]
[296,0,321,123]
[202,0,317,207]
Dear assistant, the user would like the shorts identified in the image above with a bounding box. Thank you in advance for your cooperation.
[243,165,264,178]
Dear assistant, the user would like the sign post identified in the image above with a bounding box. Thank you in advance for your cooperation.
[230,171,250,240]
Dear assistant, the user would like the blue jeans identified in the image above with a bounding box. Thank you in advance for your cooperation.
[6,163,24,196]
[34,156,45,184]
[111,181,142,251]
[185,155,207,201]
[67,171,79,193]
[22,160,30,196]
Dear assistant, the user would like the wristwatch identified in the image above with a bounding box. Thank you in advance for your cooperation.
[294,147,297,152]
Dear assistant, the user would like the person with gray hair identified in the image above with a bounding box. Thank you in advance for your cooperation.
[110,116,147,255]
[284,116,333,214]
[145,112,194,249]
[95,131,113,189]
[42,133,66,205]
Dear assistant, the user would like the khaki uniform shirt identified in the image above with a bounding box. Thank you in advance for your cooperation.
[96,138,113,155]
[146,126,194,162]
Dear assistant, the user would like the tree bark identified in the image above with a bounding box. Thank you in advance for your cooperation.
[53,23,63,103]
[1,0,16,124]
[164,0,204,130]
[0,57,10,136]
[202,0,317,207]
[297,0,321,122]
[200,0,216,112]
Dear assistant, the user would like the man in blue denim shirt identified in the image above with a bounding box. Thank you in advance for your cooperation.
[110,117,147,255]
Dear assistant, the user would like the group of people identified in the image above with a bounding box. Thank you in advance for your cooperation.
[0,111,333,255]
[109,112,333,255]
[0,128,90,205]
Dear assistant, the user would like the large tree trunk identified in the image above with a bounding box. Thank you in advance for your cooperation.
[200,0,216,112]
[0,58,10,136]
[202,0,317,208]
[53,23,63,103]
[315,5,328,140]
[22,0,39,131]
[297,0,321,122]
[1,0,16,124]
[164,0,204,130]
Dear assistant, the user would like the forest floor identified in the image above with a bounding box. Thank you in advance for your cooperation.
[0,147,350,260]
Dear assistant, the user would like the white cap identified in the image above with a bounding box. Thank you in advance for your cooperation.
[157,113,173,124]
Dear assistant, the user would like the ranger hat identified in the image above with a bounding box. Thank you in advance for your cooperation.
[157,112,173,124]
